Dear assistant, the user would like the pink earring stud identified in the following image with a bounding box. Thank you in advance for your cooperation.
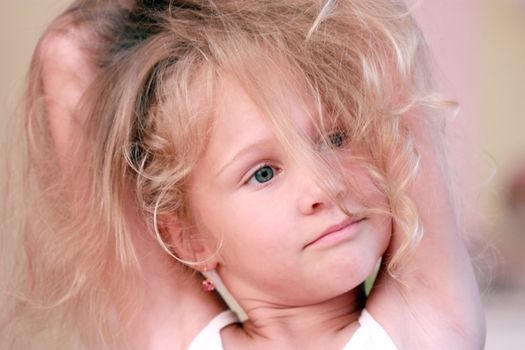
[202,278,215,292]
[201,267,216,292]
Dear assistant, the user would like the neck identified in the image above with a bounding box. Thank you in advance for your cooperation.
[238,287,365,346]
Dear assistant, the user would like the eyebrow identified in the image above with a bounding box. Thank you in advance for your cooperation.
[215,138,275,177]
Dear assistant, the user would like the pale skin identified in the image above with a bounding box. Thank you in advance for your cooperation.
[38,18,224,350]
[40,7,484,350]
[173,77,485,349]
[367,114,486,349]
[179,77,392,349]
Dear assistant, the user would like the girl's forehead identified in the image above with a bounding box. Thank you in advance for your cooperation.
[211,76,319,139]
[211,62,325,125]
[193,77,323,179]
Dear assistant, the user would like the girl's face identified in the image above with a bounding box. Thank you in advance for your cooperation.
[185,78,392,307]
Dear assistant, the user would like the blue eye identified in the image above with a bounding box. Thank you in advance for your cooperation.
[319,130,347,151]
[250,165,275,184]
[329,130,346,148]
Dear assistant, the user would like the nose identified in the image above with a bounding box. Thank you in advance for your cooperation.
[297,173,346,215]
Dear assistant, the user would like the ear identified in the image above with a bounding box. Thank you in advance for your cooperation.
[160,215,221,271]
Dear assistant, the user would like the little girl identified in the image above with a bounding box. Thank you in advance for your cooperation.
[2,0,485,349]
[105,0,481,348]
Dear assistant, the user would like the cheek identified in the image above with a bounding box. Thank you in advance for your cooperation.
[376,214,393,247]
[224,201,288,245]
[345,167,392,246]
[347,170,389,210]
[186,190,228,248]
[191,192,289,255]
[368,194,392,248]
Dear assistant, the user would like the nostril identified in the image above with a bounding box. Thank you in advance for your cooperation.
[312,202,323,210]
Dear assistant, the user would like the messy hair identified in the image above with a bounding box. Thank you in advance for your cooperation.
[1,0,446,348]
[107,0,440,275]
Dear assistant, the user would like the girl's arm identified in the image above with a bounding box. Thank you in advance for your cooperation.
[367,116,486,349]
[38,8,226,348]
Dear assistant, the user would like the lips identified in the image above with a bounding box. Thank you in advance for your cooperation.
[304,216,365,249]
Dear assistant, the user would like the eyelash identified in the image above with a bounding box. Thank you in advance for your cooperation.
[319,130,347,151]
[245,162,280,186]
[241,130,346,187]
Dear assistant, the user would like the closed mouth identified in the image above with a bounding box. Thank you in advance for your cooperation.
[304,216,365,249]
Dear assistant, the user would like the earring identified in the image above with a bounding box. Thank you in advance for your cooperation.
[201,268,215,292]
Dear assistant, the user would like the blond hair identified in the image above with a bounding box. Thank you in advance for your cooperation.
[2,0,446,348]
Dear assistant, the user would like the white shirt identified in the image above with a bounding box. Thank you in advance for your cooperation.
[187,311,239,350]
[342,309,398,349]
[187,309,398,349]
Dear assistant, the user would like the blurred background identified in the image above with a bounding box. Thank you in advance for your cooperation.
[1,0,524,348]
